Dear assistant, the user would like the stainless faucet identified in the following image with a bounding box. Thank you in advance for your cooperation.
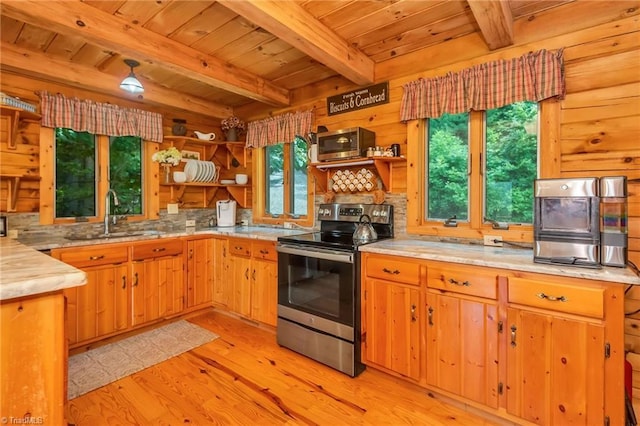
[104,189,120,235]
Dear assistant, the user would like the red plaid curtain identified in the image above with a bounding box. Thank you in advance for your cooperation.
[39,91,163,142]
[400,49,565,121]
[246,109,314,148]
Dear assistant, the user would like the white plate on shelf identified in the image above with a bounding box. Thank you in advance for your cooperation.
[220,179,235,185]
[184,160,197,182]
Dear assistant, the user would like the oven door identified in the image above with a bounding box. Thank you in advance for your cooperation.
[277,243,355,339]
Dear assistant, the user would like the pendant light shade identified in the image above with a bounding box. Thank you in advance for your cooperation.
[120,59,144,94]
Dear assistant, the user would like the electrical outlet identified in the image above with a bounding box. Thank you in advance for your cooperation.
[283,221,293,229]
[483,235,503,247]
[185,219,196,227]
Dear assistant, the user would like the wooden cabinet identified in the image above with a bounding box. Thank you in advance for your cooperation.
[505,274,622,425]
[361,253,423,381]
[425,262,499,408]
[54,244,129,345]
[212,237,231,308]
[186,237,214,309]
[131,239,184,326]
[226,237,278,326]
[54,237,187,347]
[361,253,625,426]
[1,292,65,425]
[250,241,278,326]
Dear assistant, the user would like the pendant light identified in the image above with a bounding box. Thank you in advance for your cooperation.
[119,59,144,94]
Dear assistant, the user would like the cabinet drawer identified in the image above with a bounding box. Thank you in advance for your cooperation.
[253,241,277,262]
[508,277,605,319]
[57,245,128,268]
[132,239,182,261]
[427,264,497,299]
[365,254,421,285]
[229,239,251,257]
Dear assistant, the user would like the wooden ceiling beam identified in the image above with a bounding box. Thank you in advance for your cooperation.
[0,41,233,119]
[467,0,514,50]
[0,0,290,106]
[218,0,375,86]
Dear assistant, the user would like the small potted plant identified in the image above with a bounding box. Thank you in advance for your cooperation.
[221,116,245,141]
[152,146,182,183]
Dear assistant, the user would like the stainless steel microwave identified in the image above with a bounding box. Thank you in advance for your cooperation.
[317,127,375,162]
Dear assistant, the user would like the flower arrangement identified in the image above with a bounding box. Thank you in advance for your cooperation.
[152,146,182,166]
[221,116,246,134]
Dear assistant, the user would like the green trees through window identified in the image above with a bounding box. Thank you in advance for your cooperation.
[426,101,538,224]
[55,128,143,219]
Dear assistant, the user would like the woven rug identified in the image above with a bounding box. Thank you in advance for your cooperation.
[67,320,218,400]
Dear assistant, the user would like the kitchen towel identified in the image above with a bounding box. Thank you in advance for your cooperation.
[67,320,218,400]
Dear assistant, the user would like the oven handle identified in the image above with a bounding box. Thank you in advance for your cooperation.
[276,244,354,264]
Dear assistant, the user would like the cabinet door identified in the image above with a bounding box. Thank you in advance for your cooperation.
[230,254,252,317]
[213,238,231,308]
[363,278,421,381]
[187,238,213,308]
[64,263,128,345]
[506,307,605,425]
[251,257,277,326]
[426,292,499,408]
[131,255,184,326]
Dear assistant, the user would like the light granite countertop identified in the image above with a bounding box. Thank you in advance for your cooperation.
[16,226,311,251]
[0,238,87,301]
[359,237,640,285]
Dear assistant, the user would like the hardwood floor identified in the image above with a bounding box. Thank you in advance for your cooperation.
[67,309,502,425]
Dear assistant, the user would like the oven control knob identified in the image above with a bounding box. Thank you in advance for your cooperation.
[372,210,380,216]
[380,210,387,217]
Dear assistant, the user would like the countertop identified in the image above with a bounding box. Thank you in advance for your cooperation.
[359,237,640,285]
[16,226,310,251]
[0,238,87,301]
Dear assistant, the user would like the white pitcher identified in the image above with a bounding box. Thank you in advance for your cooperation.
[193,131,216,141]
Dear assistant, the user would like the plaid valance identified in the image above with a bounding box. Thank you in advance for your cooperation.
[246,109,314,148]
[38,91,163,142]
[400,49,565,121]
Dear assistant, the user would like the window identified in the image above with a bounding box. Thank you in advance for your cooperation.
[48,128,147,223]
[255,136,311,225]
[411,101,539,240]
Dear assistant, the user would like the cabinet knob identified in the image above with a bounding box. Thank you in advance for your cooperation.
[427,306,434,326]
[510,325,517,347]
[89,255,104,261]
[410,304,417,322]
[382,267,400,275]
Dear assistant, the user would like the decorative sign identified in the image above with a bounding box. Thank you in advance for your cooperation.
[326,82,389,116]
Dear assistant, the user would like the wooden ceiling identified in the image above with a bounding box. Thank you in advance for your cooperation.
[0,0,573,119]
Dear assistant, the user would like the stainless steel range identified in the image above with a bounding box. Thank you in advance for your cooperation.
[276,203,394,377]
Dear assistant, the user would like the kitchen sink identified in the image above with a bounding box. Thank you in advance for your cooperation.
[65,230,163,241]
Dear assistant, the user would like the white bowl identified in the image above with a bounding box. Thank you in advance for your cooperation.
[173,171,187,183]
[235,174,248,185]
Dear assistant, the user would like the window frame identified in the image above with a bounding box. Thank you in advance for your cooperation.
[406,99,559,242]
[252,141,314,227]
[39,127,158,225]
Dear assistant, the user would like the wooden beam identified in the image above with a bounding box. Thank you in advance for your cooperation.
[0,0,290,106]
[219,0,375,86]
[467,0,514,50]
[0,41,232,119]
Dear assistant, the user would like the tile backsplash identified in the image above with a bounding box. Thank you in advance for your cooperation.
[4,193,408,240]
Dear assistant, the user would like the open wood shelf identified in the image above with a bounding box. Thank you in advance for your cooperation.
[1,106,41,150]
[309,157,406,192]
[1,174,40,212]
[160,182,251,208]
